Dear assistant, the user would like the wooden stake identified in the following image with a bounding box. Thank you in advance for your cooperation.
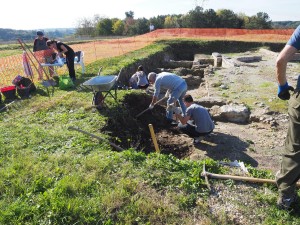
[148,124,160,153]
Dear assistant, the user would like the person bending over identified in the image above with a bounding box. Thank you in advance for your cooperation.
[148,71,187,123]
[46,40,76,82]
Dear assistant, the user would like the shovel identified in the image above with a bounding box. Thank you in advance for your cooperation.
[136,96,167,118]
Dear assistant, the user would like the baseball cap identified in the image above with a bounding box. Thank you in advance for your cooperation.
[37,31,44,36]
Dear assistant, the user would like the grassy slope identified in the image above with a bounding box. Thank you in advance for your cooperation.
[0,41,299,224]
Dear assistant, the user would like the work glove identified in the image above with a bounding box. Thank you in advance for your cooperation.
[149,104,154,110]
[166,103,175,111]
[277,82,294,100]
[165,90,170,98]
[173,107,182,115]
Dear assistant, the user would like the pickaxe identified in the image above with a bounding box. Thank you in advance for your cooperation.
[201,163,300,188]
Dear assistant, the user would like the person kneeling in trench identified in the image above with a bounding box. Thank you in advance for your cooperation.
[174,94,215,144]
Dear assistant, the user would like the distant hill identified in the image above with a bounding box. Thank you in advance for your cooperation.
[272,21,300,29]
[0,28,76,43]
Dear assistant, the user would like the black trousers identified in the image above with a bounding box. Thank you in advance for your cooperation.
[65,52,75,79]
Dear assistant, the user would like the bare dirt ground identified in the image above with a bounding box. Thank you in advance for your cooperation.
[186,49,300,173]
[104,48,300,174]
[101,49,300,224]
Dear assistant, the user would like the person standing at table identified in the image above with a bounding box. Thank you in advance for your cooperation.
[33,31,54,79]
[33,31,49,52]
[46,40,76,82]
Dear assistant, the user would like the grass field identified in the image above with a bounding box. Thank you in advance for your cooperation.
[1,37,300,224]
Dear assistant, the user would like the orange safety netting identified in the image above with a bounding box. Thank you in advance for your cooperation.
[0,28,294,87]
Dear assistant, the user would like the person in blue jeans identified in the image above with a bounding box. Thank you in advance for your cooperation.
[275,25,300,210]
[174,94,214,144]
[148,72,187,123]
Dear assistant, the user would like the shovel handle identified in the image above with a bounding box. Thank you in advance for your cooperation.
[136,96,167,118]
[68,126,124,152]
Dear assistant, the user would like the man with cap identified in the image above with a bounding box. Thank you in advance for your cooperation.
[148,71,187,123]
[33,31,49,52]
[33,31,54,79]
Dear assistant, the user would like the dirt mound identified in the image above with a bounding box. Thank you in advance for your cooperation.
[101,92,192,158]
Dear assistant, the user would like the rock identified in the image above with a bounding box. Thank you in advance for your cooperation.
[210,104,250,123]
[196,97,227,108]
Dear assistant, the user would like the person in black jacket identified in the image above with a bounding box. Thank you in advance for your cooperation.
[46,40,76,82]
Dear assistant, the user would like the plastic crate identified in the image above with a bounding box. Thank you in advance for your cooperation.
[0,86,16,100]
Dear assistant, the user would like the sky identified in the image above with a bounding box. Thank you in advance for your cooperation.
[1,0,299,30]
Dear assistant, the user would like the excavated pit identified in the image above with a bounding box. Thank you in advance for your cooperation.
[101,92,192,158]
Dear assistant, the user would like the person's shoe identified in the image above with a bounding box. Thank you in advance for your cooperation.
[277,193,298,210]
[166,118,178,126]
[171,121,178,126]
[193,137,203,144]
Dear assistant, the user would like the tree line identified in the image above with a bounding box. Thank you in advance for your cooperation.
[75,7,274,36]
[0,7,299,42]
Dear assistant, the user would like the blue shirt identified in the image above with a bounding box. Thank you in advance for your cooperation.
[153,72,186,97]
[186,103,215,133]
[287,25,300,50]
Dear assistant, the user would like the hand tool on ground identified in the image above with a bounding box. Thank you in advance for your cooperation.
[201,163,300,187]
[68,126,124,152]
[136,96,167,118]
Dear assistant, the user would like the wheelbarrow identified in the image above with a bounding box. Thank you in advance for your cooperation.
[82,68,123,109]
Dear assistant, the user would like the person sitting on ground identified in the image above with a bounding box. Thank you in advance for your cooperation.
[148,71,187,124]
[174,94,215,144]
[46,39,76,82]
[129,65,149,89]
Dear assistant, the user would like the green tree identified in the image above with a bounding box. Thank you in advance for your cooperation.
[164,16,180,28]
[125,11,134,19]
[203,9,219,28]
[96,18,113,35]
[112,20,125,35]
[133,18,149,34]
[244,12,272,29]
[149,15,167,29]
[124,11,135,35]
[181,6,205,28]
[216,9,241,28]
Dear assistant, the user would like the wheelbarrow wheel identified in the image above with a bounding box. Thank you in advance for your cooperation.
[93,91,105,109]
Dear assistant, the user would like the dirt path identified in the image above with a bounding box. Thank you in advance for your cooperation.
[183,49,300,173]
[103,48,300,174]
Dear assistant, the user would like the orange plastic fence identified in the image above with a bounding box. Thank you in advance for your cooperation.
[0,28,294,87]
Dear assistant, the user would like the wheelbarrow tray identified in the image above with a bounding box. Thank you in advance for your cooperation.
[82,75,118,92]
